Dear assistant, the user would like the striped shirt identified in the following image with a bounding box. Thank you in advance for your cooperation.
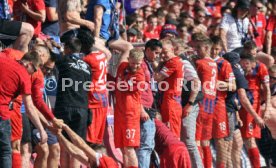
[182,59,199,81]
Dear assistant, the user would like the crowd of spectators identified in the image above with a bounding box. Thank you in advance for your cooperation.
[0,0,276,168]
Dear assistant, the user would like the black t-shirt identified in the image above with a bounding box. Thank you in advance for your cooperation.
[42,0,60,36]
[55,53,91,109]
[226,64,248,112]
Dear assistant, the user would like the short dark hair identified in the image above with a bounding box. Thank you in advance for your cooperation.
[65,37,82,53]
[77,27,95,54]
[211,36,223,46]
[145,39,162,51]
[240,52,256,62]
[243,40,257,51]
[147,14,157,23]
[22,51,42,67]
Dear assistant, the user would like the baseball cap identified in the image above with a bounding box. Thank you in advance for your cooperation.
[127,28,138,36]
[236,0,250,9]
[161,24,178,36]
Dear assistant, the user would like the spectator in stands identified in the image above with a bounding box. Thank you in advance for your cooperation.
[266,0,276,55]
[57,0,94,42]
[13,0,46,38]
[220,0,251,52]
[159,24,178,40]
[42,0,60,43]
[249,0,266,51]
[0,0,34,53]
[193,8,207,34]
[177,24,190,44]
[143,14,161,41]
[85,0,132,63]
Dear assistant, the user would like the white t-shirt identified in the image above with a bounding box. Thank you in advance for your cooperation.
[220,13,250,52]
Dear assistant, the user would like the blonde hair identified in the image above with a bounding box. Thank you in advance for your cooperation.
[129,48,144,60]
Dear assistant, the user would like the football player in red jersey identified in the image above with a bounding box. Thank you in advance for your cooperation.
[192,33,218,168]
[210,36,236,168]
[154,39,184,138]
[77,28,109,145]
[114,48,145,168]
[239,53,272,168]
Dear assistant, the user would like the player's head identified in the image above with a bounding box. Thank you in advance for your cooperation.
[128,48,144,72]
[64,38,82,55]
[32,44,50,65]
[240,53,256,73]
[41,50,58,76]
[77,27,95,55]
[21,51,43,75]
[243,40,257,57]
[210,36,223,58]
[160,39,174,61]
[191,33,213,59]
[145,39,162,62]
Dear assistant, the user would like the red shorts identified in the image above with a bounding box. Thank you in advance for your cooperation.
[86,107,108,144]
[239,107,261,139]
[10,106,22,142]
[114,109,140,148]
[196,110,213,140]
[98,156,118,168]
[212,100,229,139]
[160,98,182,138]
[160,144,191,168]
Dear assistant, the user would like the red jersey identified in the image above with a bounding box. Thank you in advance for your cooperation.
[114,62,145,114]
[0,58,31,120]
[266,15,276,47]
[246,62,269,95]
[83,51,108,108]
[143,26,161,40]
[31,69,55,120]
[214,57,235,99]
[160,57,184,97]
[206,1,222,18]
[196,57,217,100]
[251,13,266,48]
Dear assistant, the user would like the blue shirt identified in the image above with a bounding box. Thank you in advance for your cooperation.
[42,0,60,36]
[86,0,113,40]
[226,64,248,112]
